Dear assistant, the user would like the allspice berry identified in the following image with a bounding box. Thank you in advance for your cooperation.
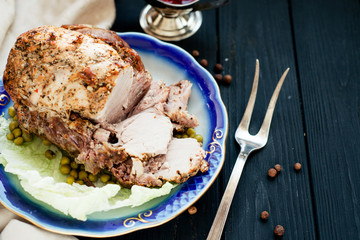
[294,162,302,171]
[223,74,232,84]
[268,168,277,178]
[214,74,223,82]
[188,206,197,215]
[274,225,285,237]
[192,50,199,57]
[274,164,282,172]
[200,59,208,67]
[214,63,223,73]
[260,211,269,220]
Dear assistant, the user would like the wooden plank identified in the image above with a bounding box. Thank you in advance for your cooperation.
[290,0,360,238]
[216,0,317,239]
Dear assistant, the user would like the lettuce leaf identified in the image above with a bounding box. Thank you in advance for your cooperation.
[0,116,175,221]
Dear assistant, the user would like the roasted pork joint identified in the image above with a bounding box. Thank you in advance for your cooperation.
[3,25,208,188]
[4,25,151,124]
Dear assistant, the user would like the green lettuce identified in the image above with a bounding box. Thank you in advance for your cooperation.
[0,116,175,221]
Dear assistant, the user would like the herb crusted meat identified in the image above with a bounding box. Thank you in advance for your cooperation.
[3,25,208,188]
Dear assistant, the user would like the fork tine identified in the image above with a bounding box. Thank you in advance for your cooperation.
[238,59,260,130]
[257,68,290,139]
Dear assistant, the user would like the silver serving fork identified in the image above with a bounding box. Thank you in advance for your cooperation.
[207,60,290,240]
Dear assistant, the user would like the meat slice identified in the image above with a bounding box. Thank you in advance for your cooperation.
[130,80,170,116]
[111,108,173,160]
[4,25,151,124]
[164,80,199,128]
[112,138,207,187]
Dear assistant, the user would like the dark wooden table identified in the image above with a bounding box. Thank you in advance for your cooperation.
[82,0,360,239]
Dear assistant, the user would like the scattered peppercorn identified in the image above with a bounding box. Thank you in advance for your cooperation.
[260,211,269,220]
[274,164,282,172]
[214,74,223,82]
[188,206,197,215]
[268,168,277,178]
[200,59,208,67]
[191,50,199,57]
[294,162,302,171]
[214,63,223,73]
[223,74,232,84]
[274,225,285,237]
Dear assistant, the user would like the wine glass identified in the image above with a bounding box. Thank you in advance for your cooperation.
[140,0,229,41]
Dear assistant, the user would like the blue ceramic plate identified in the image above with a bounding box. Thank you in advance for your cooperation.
[0,32,228,237]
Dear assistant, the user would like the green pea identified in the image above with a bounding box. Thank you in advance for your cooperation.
[60,165,71,175]
[107,181,115,184]
[80,164,85,171]
[45,149,56,159]
[186,128,196,138]
[67,176,75,185]
[78,170,88,180]
[12,128,22,138]
[13,115,18,121]
[14,137,24,145]
[100,174,110,183]
[182,134,189,138]
[9,121,19,131]
[6,133,14,141]
[22,131,33,142]
[75,180,84,185]
[70,169,78,179]
[60,156,71,165]
[88,174,98,182]
[8,107,16,118]
[70,161,78,169]
[174,134,182,138]
[42,138,52,146]
[194,134,203,143]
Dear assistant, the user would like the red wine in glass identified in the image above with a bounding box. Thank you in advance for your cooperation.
[160,0,196,4]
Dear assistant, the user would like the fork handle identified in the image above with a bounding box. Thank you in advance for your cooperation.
[207,152,248,240]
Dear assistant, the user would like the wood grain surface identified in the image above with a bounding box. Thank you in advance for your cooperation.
[291,0,360,239]
[79,0,360,239]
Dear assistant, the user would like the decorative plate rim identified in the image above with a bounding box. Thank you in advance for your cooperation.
[0,31,228,237]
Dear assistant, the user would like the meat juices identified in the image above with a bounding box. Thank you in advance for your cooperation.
[3,25,208,188]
